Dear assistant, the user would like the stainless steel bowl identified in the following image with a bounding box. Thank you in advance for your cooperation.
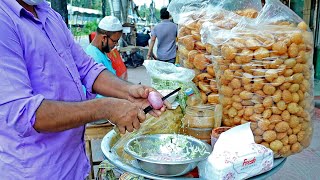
[124,134,212,177]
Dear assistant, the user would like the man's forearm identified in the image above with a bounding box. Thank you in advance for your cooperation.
[147,40,155,57]
[93,70,132,100]
[34,99,107,132]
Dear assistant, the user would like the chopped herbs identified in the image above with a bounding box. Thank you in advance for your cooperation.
[128,135,210,162]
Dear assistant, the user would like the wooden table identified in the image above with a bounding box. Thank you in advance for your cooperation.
[85,122,114,179]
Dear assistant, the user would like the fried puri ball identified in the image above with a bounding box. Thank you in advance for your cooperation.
[191,30,201,41]
[187,50,198,64]
[270,140,284,152]
[221,44,237,60]
[198,81,211,93]
[272,41,287,55]
[297,21,308,31]
[181,35,195,51]
[236,8,258,18]
[186,21,198,30]
[263,84,276,95]
[291,142,302,153]
[290,32,303,44]
[178,26,191,38]
[208,93,219,104]
[258,120,271,131]
[288,134,298,145]
[178,45,190,57]
[254,47,270,60]
[209,80,218,92]
[275,121,290,133]
[279,145,291,155]
[195,41,206,50]
[193,53,209,70]
[221,85,233,97]
[200,91,208,103]
[207,65,215,77]
[239,91,253,100]
[288,43,299,58]
[197,73,213,82]
[245,39,261,50]
[263,130,277,143]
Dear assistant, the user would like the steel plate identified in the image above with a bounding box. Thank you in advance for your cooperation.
[101,130,286,180]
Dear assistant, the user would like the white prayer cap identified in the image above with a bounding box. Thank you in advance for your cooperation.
[98,16,123,32]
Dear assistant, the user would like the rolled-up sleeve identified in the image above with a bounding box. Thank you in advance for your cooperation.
[56,13,106,99]
[71,41,106,98]
[0,17,44,137]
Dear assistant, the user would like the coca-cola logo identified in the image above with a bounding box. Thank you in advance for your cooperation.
[242,157,256,166]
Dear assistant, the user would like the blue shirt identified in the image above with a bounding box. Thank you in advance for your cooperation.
[86,44,116,98]
[151,19,178,60]
[86,44,116,75]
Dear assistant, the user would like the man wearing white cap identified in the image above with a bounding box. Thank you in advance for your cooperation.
[86,16,123,75]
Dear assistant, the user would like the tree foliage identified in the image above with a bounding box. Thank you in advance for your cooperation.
[138,3,160,23]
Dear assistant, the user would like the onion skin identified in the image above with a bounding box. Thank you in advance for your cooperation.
[148,91,163,110]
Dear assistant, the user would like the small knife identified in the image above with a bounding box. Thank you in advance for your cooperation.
[143,87,181,114]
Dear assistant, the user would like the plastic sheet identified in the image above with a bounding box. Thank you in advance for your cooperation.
[111,108,184,165]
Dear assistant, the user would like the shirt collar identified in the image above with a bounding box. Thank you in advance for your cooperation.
[162,19,171,22]
[2,0,49,17]
[2,0,23,17]
[35,1,50,13]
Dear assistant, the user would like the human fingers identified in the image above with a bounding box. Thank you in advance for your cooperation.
[163,100,172,109]
[125,124,134,133]
[137,109,146,123]
[118,126,126,134]
[132,118,141,130]
[141,86,159,99]
[149,109,161,117]
[129,85,148,98]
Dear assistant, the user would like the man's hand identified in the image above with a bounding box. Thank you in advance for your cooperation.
[127,85,171,117]
[146,53,157,60]
[98,98,146,134]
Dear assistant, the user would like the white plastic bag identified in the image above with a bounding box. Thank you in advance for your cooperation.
[143,60,199,112]
[143,60,195,89]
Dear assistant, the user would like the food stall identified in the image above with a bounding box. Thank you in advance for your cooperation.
[99,0,314,179]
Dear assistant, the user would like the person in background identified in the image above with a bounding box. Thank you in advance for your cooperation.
[86,16,122,76]
[86,17,127,80]
[147,7,178,64]
[136,28,151,47]
[0,0,168,179]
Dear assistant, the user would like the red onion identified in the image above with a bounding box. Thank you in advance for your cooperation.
[148,91,163,110]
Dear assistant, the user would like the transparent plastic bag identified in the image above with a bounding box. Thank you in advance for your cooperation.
[143,60,200,112]
[111,107,183,165]
[143,60,195,89]
[168,0,262,24]
[202,0,314,157]
[168,0,262,106]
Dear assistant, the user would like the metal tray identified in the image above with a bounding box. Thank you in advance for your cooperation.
[101,130,286,180]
